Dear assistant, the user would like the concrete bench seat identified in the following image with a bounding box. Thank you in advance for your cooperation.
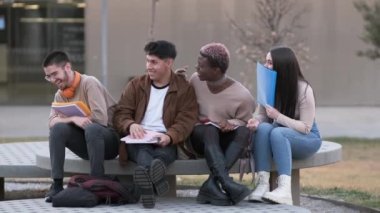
[35,141,342,205]
[0,142,51,200]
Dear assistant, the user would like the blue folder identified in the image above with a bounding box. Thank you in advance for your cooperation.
[256,62,277,107]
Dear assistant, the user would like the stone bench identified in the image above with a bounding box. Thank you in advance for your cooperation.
[35,141,342,206]
[0,142,51,200]
[0,141,341,205]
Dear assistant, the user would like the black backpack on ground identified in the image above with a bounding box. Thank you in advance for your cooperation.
[52,175,140,207]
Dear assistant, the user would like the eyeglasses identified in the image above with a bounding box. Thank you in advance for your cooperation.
[44,71,59,82]
[44,64,67,82]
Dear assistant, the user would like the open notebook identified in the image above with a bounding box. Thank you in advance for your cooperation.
[121,130,161,144]
[51,101,91,117]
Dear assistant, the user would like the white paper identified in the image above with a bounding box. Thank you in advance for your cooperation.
[121,130,161,144]
[204,121,239,130]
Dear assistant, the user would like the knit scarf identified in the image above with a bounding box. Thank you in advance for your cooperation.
[60,71,81,99]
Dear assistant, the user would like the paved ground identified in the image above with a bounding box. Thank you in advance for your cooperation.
[1,106,380,139]
[0,197,312,213]
[2,185,363,213]
[1,106,376,212]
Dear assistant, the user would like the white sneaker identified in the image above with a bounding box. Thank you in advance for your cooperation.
[263,175,293,205]
[248,171,270,202]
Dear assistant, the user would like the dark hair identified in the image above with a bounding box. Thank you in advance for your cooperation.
[199,43,230,74]
[42,51,70,67]
[270,47,309,119]
[200,52,229,74]
[144,40,177,59]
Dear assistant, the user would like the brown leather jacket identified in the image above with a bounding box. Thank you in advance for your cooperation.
[113,72,199,164]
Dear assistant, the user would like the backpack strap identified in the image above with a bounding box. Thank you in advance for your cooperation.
[81,179,138,203]
[68,175,94,187]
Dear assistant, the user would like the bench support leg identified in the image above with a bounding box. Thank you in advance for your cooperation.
[291,169,300,206]
[166,175,177,197]
[0,177,4,200]
[269,170,300,206]
[269,171,278,190]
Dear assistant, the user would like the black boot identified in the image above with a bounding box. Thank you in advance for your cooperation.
[45,179,64,203]
[204,144,251,205]
[196,174,232,206]
[222,126,251,204]
[134,166,155,208]
[224,126,250,170]
[150,159,169,196]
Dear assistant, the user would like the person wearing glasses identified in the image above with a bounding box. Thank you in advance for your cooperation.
[43,51,119,203]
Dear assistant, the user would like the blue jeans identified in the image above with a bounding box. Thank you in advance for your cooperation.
[251,122,322,176]
[126,143,177,169]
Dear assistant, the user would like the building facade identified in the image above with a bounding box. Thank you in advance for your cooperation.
[1,0,380,106]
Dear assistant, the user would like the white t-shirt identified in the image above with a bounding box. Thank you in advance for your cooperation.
[141,84,169,132]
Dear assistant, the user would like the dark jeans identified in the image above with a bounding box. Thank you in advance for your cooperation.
[126,143,177,168]
[49,123,119,179]
[190,125,250,161]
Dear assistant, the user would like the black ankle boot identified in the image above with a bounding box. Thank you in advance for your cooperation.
[204,142,250,205]
[196,175,232,206]
[213,168,251,205]
[45,179,64,203]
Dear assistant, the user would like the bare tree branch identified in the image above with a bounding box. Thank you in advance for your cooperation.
[227,0,311,90]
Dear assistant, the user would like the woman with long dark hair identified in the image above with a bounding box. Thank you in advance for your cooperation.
[246,47,322,205]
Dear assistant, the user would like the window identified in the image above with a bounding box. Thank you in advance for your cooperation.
[0,0,85,104]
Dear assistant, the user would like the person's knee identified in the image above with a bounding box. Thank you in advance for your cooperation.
[204,125,219,134]
[269,127,288,143]
[50,123,72,137]
[254,123,274,143]
[155,148,177,165]
[235,126,250,137]
[191,125,205,135]
[269,127,282,138]
[234,126,250,146]
[197,125,219,142]
[84,123,104,133]
[84,123,104,142]
[256,122,274,133]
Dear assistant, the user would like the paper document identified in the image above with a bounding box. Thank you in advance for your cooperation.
[121,130,161,144]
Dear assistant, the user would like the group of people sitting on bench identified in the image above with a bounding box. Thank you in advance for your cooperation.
[42,40,322,208]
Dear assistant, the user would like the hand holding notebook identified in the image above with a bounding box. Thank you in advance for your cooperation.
[121,130,161,144]
[256,62,277,107]
[51,101,91,117]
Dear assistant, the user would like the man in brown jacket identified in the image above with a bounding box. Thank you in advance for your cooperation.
[113,40,198,209]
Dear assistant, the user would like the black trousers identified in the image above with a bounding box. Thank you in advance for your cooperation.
[49,123,119,179]
[190,125,250,167]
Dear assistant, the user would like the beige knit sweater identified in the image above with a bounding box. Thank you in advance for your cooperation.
[190,72,256,126]
[49,74,116,127]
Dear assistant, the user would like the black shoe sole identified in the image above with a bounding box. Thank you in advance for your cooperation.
[134,167,155,208]
[197,191,232,206]
[150,159,169,196]
[230,187,252,205]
